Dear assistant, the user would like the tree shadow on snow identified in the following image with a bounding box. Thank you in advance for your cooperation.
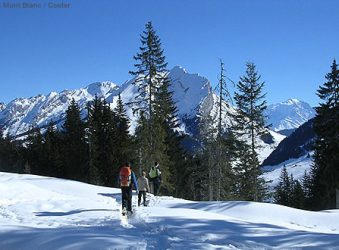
[98,192,122,202]
[1,215,339,249]
[35,209,113,217]
[169,200,251,211]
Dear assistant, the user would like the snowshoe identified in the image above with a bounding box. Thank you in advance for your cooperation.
[122,207,127,216]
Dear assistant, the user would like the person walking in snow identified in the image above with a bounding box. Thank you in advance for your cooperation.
[149,161,161,196]
[119,163,138,215]
[137,171,150,206]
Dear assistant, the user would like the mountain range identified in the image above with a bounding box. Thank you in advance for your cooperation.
[0,66,315,163]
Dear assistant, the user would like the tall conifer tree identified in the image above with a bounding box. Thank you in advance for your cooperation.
[63,99,88,181]
[44,123,64,178]
[311,59,339,209]
[130,21,177,193]
[113,94,132,180]
[234,62,268,201]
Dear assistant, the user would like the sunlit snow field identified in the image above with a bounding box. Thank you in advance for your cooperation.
[1,172,338,249]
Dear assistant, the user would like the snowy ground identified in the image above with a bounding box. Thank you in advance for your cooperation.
[1,172,339,249]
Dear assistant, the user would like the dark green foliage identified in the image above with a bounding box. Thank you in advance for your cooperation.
[0,131,24,173]
[302,170,313,209]
[215,60,236,201]
[195,61,239,201]
[311,59,339,209]
[130,21,185,195]
[25,127,47,175]
[274,166,306,209]
[129,21,167,120]
[234,141,266,201]
[290,180,305,209]
[274,166,292,205]
[234,62,267,140]
[185,154,209,201]
[87,97,117,186]
[113,94,132,183]
[233,62,268,201]
[62,99,88,181]
[44,123,65,178]
[130,21,167,171]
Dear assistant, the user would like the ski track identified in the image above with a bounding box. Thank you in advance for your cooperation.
[1,172,339,249]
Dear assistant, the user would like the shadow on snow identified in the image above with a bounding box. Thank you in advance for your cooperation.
[2,213,339,249]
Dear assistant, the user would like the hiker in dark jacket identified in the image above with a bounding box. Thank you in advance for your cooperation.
[119,163,138,215]
[137,171,150,206]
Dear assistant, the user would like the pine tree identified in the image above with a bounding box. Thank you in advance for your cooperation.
[290,179,305,209]
[198,105,218,201]
[196,63,238,201]
[215,60,236,201]
[25,127,46,175]
[312,59,339,209]
[234,62,268,201]
[274,166,292,206]
[87,96,105,185]
[129,21,167,121]
[101,99,117,186]
[0,131,24,173]
[301,170,313,209]
[154,65,186,195]
[129,21,167,151]
[134,111,153,174]
[44,123,64,178]
[130,21,178,194]
[63,99,88,181]
[113,94,132,182]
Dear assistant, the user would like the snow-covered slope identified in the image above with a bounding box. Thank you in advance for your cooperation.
[1,172,338,249]
[266,99,315,132]
[262,153,313,191]
[261,118,315,191]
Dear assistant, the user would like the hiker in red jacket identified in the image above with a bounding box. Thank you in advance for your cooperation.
[119,163,138,215]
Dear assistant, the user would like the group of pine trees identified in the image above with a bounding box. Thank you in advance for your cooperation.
[274,59,338,210]
[189,60,270,202]
[308,59,338,210]
[274,166,308,209]
[16,96,132,187]
[0,22,337,209]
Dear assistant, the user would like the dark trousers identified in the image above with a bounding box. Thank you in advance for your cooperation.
[151,178,160,195]
[121,186,132,211]
[138,191,147,206]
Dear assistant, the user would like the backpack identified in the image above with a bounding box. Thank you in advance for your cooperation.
[120,167,131,187]
[149,167,159,179]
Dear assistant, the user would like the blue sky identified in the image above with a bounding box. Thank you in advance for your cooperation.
[0,0,338,106]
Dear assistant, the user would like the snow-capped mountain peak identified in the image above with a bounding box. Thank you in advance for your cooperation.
[284,98,301,105]
[170,65,187,77]
[169,66,212,117]
[265,98,316,132]
[85,81,119,97]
